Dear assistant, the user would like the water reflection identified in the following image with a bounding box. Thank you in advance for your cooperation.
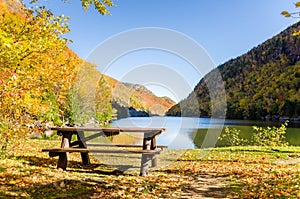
[110,117,300,149]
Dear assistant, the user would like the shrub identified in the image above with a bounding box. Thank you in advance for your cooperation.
[218,122,289,147]
[218,127,248,146]
[251,122,288,147]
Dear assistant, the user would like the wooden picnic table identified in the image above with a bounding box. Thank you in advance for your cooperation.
[42,127,166,176]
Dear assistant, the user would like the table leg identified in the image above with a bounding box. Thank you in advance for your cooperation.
[140,136,151,176]
[140,154,149,176]
[77,131,90,165]
[57,131,72,170]
[150,137,158,167]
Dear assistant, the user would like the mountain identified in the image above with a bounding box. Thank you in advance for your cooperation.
[103,76,175,118]
[122,83,175,115]
[167,22,300,120]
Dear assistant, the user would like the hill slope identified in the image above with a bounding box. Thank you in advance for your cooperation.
[104,77,175,118]
[167,22,300,120]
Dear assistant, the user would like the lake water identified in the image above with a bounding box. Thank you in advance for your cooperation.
[110,116,300,149]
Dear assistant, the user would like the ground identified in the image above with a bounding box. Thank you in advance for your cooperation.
[0,137,300,198]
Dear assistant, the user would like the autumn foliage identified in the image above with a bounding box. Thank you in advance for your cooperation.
[0,2,82,150]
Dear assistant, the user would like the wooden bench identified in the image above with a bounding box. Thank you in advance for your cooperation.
[42,127,167,176]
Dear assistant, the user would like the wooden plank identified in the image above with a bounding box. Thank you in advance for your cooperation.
[50,126,165,133]
[91,149,161,154]
[42,148,161,154]
[51,127,120,132]
[77,131,90,165]
[150,136,158,167]
[140,134,151,176]
[46,146,167,156]
[42,148,89,152]
[86,143,168,149]
[140,154,150,176]
[77,131,87,148]
[57,132,72,170]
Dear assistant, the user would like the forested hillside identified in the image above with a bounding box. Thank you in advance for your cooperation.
[167,22,300,120]
[117,83,175,116]
[71,65,175,123]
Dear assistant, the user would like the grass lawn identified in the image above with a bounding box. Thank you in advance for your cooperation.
[0,137,300,198]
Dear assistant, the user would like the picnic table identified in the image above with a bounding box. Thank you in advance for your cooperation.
[42,127,167,176]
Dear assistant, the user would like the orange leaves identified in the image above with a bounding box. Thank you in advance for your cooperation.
[0,3,79,108]
[0,1,82,149]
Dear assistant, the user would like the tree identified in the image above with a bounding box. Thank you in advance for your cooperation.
[80,0,113,15]
[281,2,300,35]
[0,2,82,152]
[0,0,115,153]
[29,0,114,15]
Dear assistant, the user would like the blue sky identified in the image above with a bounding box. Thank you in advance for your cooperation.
[24,0,298,102]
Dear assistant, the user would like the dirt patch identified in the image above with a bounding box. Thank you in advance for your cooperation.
[180,173,229,199]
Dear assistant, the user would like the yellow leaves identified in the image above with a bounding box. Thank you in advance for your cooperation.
[292,30,300,36]
[8,179,22,185]
[0,2,83,146]
[79,0,113,15]
[129,187,136,193]
[0,1,81,127]
[281,11,291,18]
[282,1,300,19]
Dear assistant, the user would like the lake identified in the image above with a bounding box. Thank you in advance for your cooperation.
[110,116,300,149]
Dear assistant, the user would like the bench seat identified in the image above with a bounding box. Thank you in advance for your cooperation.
[86,143,168,149]
[42,147,162,154]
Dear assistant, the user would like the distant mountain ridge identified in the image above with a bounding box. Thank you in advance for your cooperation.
[105,77,175,117]
[167,22,300,120]
[122,83,175,115]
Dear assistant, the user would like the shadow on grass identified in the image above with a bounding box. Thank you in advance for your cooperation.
[16,155,139,175]
[0,179,109,199]
[0,156,137,198]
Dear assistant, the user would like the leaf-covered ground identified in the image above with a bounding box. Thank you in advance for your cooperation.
[0,138,300,198]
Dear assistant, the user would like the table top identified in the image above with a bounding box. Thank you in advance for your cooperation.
[50,126,166,133]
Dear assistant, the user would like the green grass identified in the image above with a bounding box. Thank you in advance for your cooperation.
[0,139,300,198]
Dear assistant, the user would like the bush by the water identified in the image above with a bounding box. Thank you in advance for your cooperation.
[218,122,288,147]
